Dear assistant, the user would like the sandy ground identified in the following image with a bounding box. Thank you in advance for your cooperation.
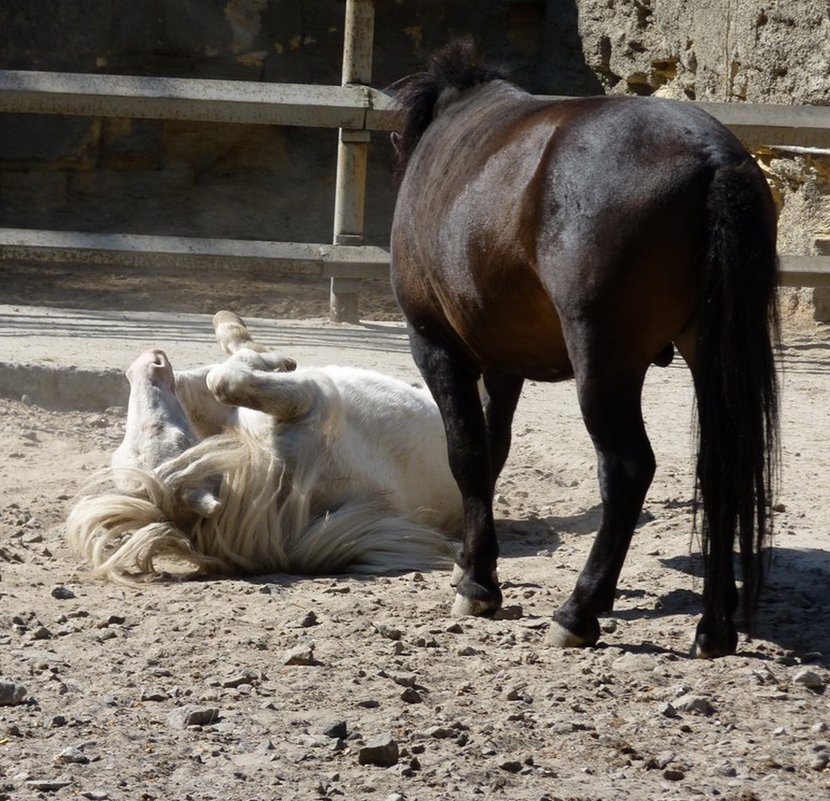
[1,272,829,801]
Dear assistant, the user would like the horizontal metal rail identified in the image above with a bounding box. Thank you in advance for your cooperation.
[3,70,830,146]
[779,255,830,288]
[0,69,397,130]
[0,228,390,279]
[691,100,830,148]
[0,227,827,288]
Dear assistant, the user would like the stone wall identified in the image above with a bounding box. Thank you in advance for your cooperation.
[0,0,827,312]
[567,0,830,318]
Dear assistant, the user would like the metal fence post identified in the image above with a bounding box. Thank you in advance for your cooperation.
[331,0,375,323]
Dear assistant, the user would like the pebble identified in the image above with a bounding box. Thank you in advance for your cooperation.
[167,706,219,729]
[401,688,423,704]
[96,614,126,629]
[50,586,76,600]
[373,623,402,641]
[423,725,456,739]
[550,721,579,734]
[809,752,830,771]
[388,672,418,689]
[494,605,523,621]
[673,694,714,715]
[320,720,348,739]
[793,668,826,691]
[0,680,27,706]
[612,652,655,673]
[659,702,680,718]
[220,670,259,688]
[283,642,317,666]
[31,625,52,641]
[358,732,399,767]
[25,780,73,792]
[297,611,319,628]
[54,745,90,764]
[139,688,169,702]
[653,751,676,769]
[499,759,523,773]
[663,768,685,781]
[507,686,535,704]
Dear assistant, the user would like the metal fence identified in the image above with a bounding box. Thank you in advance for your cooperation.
[1,0,828,321]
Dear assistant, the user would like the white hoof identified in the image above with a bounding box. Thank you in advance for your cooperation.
[545,620,593,648]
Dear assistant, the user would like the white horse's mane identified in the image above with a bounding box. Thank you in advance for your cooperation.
[66,430,454,584]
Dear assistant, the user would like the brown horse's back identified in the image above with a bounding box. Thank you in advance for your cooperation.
[391,84,754,380]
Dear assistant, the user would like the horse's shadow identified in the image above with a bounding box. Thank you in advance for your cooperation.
[496,503,653,558]
[496,506,597,551]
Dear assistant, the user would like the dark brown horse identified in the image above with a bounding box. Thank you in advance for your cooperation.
[390,41,779,658]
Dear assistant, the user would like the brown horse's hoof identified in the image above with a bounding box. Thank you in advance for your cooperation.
[450,573,502,618]
[451,592,499,618]
[546,607,601,648]
[690,633,738,659]
[545,619,597,648]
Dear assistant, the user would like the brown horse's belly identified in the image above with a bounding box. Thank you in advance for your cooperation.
[452,298,573,382]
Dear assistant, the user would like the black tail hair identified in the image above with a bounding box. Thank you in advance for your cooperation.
[695,157,780,635]
[392,39,504,177]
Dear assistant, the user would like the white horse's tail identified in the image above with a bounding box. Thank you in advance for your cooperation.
[66,432,454,584]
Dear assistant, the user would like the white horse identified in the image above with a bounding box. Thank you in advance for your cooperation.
[66,312,462,583]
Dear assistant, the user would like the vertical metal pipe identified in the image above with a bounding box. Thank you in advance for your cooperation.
[330,0,375,323]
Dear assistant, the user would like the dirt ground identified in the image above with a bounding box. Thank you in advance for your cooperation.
[1,266,830,801]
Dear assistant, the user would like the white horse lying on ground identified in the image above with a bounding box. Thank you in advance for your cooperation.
[67,311,462,583]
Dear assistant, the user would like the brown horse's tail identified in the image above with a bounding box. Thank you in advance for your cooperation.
[694,157,780,645]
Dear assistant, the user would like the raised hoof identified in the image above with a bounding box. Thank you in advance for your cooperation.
[544,619,598,649]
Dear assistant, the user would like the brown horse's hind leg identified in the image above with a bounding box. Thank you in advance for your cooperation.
[408,329,510,617]
[547,366,655,648]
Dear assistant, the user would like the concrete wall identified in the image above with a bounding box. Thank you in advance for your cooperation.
[0,0,827,311]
